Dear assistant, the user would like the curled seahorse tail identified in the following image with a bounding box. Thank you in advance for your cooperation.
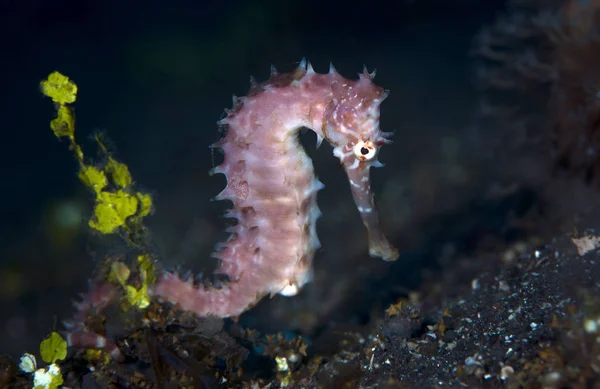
[152,271,261,318]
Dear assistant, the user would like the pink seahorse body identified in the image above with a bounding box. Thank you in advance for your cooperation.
[153,60,398,318]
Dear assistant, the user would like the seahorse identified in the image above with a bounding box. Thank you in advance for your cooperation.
[152,59,398,318]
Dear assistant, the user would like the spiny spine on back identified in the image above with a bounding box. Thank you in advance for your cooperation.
[210,60,324,300]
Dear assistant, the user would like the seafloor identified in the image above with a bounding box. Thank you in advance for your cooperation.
[2,208,600,388]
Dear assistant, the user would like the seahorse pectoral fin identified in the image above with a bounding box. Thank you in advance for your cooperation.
[342,162,399,261]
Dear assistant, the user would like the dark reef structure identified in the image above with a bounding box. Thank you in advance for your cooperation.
[473,0,600,185]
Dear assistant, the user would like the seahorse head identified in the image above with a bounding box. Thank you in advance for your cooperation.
[323,68,399,261]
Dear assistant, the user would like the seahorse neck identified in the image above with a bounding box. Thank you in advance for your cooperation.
[245,74,338,144]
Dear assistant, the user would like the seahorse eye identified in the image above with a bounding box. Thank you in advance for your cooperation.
[352,140,378,161]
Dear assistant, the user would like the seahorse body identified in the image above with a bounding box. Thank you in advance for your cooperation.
[153,59,398,318]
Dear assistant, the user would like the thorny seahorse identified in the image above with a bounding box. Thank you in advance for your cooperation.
[65,60,398,358]
[152,59,398,317]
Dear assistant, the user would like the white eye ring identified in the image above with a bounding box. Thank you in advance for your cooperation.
[352,140,377,161]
